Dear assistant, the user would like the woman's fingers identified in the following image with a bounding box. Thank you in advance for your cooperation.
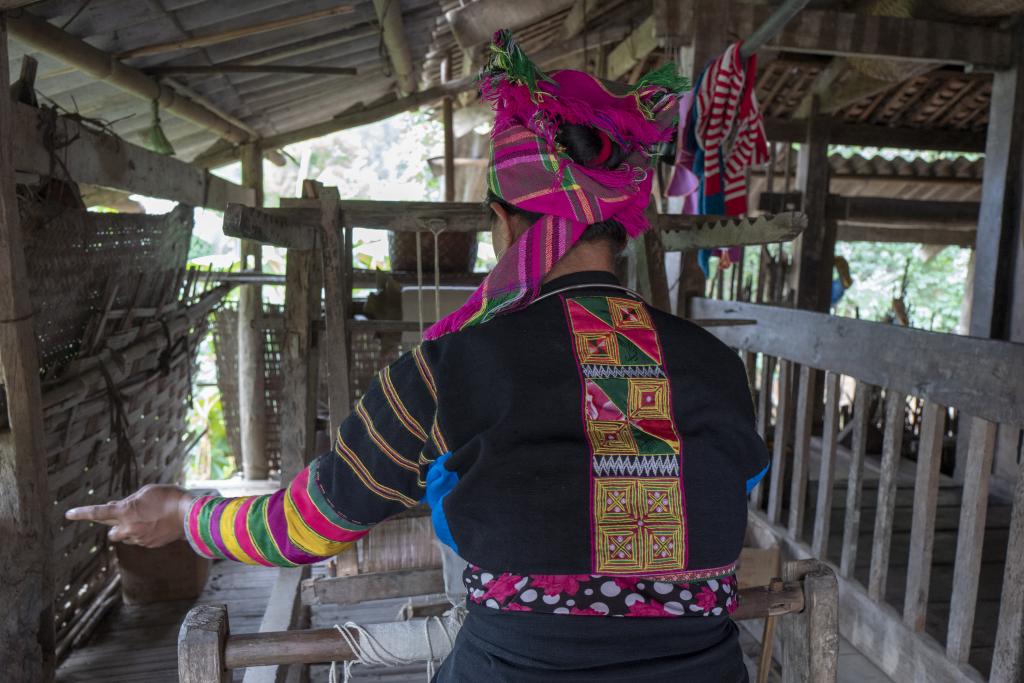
[65,501,123,525]
[108,525,136,543]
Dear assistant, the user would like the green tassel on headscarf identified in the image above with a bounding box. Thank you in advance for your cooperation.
[484,29,556,98]
[633,62,690,94]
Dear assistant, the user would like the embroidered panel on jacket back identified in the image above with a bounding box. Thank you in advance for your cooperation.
[563,295,687,576]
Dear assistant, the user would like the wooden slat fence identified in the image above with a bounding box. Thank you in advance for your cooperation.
[691,298,1024,683]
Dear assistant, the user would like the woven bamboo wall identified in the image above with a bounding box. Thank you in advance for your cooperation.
[213,306,417,475]
[213,305,285,475]
[14,198,216,657]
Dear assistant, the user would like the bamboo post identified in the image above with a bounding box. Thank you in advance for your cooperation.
[238,143,267,480]
[0,17,55,681]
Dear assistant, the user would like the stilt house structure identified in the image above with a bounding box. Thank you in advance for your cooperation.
[1,1,1022,682]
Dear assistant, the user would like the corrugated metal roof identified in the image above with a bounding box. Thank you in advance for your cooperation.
[3,0,1012,167]
[8,0,441,160]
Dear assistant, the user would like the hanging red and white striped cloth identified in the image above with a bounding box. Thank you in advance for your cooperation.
[695,41,768,215]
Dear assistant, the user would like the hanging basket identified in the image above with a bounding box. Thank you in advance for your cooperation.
[849,0,931,82]
[389,231,479,274]
[933,0,1024,16]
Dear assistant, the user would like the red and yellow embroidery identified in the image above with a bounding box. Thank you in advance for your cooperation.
[564,295,687,575]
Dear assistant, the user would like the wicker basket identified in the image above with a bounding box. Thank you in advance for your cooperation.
[389,231,479,274]
[849,0,933,82]
[933,0,1024,15]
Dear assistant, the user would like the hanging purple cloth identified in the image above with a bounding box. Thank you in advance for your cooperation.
[666,90,700,216]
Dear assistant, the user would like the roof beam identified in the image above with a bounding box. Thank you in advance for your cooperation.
[146,64,358,77]
[836,223,975,247]
[731,6,1013,70]
[196,76,476,168]
[7,12,253,145]
[12,101,254,209]
[194,29,624,168]
[372,0,416,96]
[446,0,576,50]
[764,117,987,153]
[607,15,656,80]
[116,5,355,60]
[759,191,980,227]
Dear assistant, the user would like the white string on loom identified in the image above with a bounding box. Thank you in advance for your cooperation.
[328,608,464,683]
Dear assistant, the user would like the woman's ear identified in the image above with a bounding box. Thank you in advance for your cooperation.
[490,201,514,258]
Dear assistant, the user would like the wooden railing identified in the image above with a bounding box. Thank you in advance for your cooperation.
[177,560,838,683]
[691,298,1024,683]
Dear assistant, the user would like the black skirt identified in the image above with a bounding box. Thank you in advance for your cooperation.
[433,602,749,682]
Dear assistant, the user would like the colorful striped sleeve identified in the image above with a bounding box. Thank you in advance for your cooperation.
[184,346,446,566]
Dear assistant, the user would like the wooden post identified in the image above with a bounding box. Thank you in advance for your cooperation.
[675,0,727,317]
[868,392,906,603]
[970,24,1024,341]
[0,17,55,682]
[315,185,352,437]
[968,23,1024,502]
[767,359,793,524]
[279,247,321,484]
[443,96,456,203]
[811,371,840,559]
[643,231,672,312]
[238,143,267,480]
[780,560,839,683]
[752,354,776,509]
[839,381,870,578]
[791,100,835,313]
[787,365,816,539]
[946,417,996,663]
[902,401,945,632]
[992,457,1024,682]
[178,604,231,683]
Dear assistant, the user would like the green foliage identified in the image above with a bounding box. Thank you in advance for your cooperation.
[186,386,236,481]
[188,234,215,260]
[834,242,969,332]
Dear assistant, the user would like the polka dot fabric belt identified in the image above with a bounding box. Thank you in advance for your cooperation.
[463,566,740,617]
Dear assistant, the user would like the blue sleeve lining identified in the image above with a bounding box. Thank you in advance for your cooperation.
[746,463,770,494]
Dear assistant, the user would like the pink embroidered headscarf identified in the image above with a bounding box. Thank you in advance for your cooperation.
[423,30,687,340]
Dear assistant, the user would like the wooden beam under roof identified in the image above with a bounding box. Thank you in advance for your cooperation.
[195,27,630,168]
[836,224,975,247]
[607,15,656,80]
[372,0,416,96]
[764,117,987,153]
[145,64,358,77]
[12,101,254,209]
[6,12,254,146]
[760,192,980,227]
[731,6,1013,70]
[445,0,576,50]
[222,201,807,251]
[116,4,356,60]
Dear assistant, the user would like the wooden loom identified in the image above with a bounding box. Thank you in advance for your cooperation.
[206,187,813,681]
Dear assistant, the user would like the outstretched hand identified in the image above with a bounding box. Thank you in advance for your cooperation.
[65,484,193,548]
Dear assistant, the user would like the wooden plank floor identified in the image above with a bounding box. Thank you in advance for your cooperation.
[58,560,279,683]
[782,436,1011,679]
